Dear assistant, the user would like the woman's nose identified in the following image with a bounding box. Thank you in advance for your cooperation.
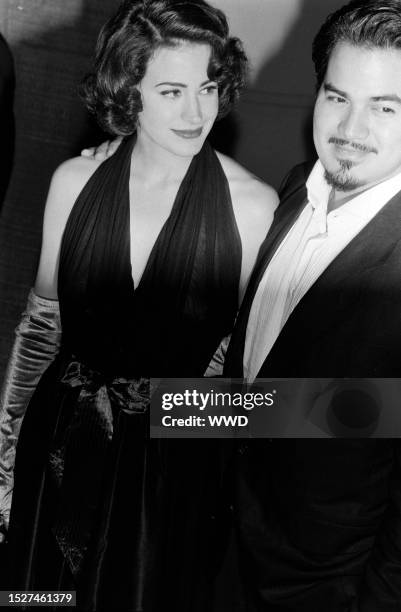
[181,94,202,124]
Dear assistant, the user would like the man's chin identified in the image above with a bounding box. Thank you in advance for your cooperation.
[324,168,362,192]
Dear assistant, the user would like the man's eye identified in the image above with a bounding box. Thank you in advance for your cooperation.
[327,95,346,104]
[161,90,181,99]
[378,106,395,114]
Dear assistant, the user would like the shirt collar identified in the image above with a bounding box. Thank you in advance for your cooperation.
[306,160,331,214]
[306,160,401,221]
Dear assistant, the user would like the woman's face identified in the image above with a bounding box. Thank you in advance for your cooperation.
[137,42,219,158]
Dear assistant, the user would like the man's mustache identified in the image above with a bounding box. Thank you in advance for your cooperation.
[328,137,378,155]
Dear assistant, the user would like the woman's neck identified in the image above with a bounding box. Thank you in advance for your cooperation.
[133,130,194,186]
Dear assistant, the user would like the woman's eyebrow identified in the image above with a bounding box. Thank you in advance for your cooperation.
[155,80,213,87]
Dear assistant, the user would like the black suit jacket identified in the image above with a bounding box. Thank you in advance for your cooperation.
[225,163,401,612]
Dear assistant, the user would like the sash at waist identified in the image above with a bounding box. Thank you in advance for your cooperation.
[49,358,150,576]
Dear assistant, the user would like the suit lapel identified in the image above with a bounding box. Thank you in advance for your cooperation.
[224,165,310,376]
[247,181,307,307]
[258,187,401,376]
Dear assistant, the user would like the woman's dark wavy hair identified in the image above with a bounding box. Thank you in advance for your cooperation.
[312,0,401,90]
[81,0,248,136]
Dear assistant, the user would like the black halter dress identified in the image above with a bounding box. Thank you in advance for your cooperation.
[7,136,242,611]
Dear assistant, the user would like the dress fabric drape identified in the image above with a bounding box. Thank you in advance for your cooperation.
[7,135,242,611]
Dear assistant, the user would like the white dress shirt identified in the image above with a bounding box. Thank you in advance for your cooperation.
[244,161,401,382]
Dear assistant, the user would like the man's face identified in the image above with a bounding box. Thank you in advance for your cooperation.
[313,42,401,195]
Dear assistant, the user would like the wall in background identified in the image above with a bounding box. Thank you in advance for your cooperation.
[0,0,117,373]
[213,0,344,187]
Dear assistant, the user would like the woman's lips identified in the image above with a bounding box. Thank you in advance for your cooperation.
[171,128,203,139]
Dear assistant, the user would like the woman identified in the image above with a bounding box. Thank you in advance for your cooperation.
[1,0,277,609]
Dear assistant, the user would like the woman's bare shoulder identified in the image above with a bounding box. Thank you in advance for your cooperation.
[215,151,279,298]
[34,156,103,298]
[41,155,104,236]
[48,156,102,212]
[215,151,279,214]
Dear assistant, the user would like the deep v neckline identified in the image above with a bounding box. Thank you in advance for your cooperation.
[58,131,242,377]
[127,144,199,293]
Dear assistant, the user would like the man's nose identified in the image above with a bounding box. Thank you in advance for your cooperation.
[339,106,369,141]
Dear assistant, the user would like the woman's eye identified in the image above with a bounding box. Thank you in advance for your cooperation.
[200,85,218,95]
[161,90,181,99]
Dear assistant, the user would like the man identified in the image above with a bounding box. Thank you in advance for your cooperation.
[225,1,401,611]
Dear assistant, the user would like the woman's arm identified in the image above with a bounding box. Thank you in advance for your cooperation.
[0,157,99,540]
[216,151,279,303]
[35,156,100,297]
[204,154,278,377]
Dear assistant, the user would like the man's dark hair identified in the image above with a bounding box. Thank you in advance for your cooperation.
[312,0,401,89]
[81,0,247,136]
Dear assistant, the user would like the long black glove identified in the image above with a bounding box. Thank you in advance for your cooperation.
[0,290,61,540]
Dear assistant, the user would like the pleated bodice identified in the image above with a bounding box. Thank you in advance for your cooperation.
[58,136,241,377]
